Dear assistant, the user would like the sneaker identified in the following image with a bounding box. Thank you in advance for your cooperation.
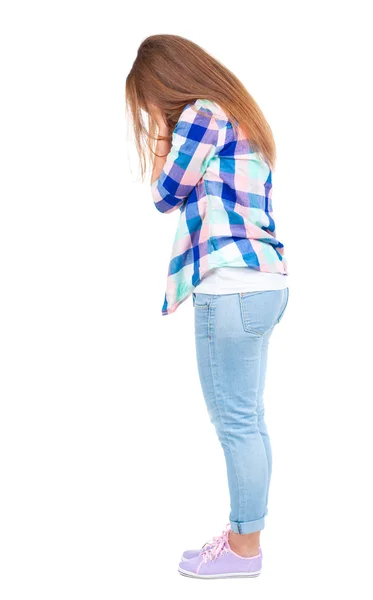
[178,526,262,579]
[180,525,229,561]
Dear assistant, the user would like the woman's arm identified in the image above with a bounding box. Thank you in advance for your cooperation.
[150,103,225,214]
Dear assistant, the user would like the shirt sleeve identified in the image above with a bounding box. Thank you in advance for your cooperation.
[151,103,222,214]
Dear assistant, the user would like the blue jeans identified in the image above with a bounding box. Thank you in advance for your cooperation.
[193,288,289,534]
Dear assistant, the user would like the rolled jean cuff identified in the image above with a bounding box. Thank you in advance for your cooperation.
[230,516,265,534]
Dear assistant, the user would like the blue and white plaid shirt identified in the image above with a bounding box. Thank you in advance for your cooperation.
[151,99,288,315]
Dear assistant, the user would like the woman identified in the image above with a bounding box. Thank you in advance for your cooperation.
[126,34,289,579]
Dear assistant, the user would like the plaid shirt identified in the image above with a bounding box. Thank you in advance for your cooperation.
[151,99,288,315]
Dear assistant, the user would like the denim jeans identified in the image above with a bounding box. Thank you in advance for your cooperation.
[193,288,289,534]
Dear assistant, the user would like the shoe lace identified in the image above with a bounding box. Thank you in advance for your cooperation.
[201,524,231,563]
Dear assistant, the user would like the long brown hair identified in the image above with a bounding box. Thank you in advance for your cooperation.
[126,34,276,178]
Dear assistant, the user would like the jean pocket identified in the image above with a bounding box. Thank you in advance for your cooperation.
[239,289,282,336]
[193,292,212,308]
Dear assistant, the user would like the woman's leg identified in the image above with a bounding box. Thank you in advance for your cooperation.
[193,290,285,555]
[229,327,273,556]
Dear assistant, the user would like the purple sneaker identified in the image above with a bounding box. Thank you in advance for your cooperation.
[178,526,262,579]
[181,526,229,561]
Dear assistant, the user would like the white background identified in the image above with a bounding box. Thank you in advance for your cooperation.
[1,1,372,598]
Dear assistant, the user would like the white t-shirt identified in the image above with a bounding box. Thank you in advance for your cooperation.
[194,266,289,294]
